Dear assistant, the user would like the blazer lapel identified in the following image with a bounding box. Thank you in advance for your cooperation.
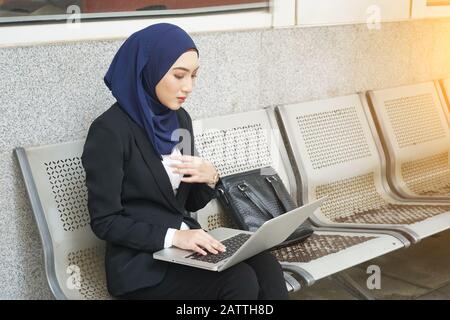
[174,112,192,204]
[127,112,190,215]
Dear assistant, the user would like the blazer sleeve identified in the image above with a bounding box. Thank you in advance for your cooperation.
[185,182,217,213]
[182,109,218,212]
[81,121,167,252]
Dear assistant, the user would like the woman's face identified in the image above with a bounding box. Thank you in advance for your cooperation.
[156,50,199,110]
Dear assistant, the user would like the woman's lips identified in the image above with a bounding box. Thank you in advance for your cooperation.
[177,97,186,102]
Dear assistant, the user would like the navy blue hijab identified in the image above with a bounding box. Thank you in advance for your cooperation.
[104,23,198,158]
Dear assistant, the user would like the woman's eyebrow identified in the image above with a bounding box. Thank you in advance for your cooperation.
[173,66,200,72]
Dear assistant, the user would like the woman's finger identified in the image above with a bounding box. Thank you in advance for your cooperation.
[195,237,219,254]
[173,168,197,175]
[212,239,226,252]
[169,162,196,169]
[212,242,226,252]
[180,176,200,183]
[193,245,207,256]
[198,241,218,255]
[204,234,225,249]
[170,154,196,162]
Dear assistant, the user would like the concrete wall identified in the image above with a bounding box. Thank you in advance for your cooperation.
[1,18,449,299]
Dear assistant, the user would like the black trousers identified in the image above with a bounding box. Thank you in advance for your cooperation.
[119,251,289,300]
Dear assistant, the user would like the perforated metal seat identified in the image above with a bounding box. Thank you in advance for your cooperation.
[192,109,406,288]
[14,131,301,297]
[367,82,450,201]
[15,108,408,298]
[15,142,111,300]
[276,94,450,244]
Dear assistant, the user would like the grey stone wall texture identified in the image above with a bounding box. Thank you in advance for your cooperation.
[1,18,449,299]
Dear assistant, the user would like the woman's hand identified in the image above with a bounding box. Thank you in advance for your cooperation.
[169,155,218,185]
[172,229,226,255]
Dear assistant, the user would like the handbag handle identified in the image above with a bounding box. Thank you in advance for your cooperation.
[265,176,296,212]
[237,182,275,219]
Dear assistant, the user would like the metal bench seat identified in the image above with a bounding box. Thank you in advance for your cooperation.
[15,141,110,300]
[14,108,408,299]
[367,82,450,201]
[276,94,450,244]
[192,109,407,290]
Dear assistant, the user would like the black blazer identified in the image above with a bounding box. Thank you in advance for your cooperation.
[81,103,216,297]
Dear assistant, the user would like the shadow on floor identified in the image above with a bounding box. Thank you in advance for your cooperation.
[290,229,450,300]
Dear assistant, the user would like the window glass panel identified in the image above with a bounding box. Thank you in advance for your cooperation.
[0,0,269,24]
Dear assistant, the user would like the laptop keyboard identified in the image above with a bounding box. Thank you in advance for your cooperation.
[186,233,252,264]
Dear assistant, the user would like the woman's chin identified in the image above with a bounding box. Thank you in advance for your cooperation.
[165,104,182,111]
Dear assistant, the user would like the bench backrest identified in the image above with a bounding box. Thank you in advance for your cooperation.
[440,78,450,124]
[192,109,297,230]
[367,82,450,198]
[277,94,398,223]
[15,142,110,300]
[16,108,297,299]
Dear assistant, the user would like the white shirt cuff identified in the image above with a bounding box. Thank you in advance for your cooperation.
[164,222,190,248]
[164,228,177,248]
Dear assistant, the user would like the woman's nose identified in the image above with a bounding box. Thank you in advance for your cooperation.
[182,78,194,93]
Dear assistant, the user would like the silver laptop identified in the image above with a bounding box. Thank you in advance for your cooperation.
[153,198,325,272]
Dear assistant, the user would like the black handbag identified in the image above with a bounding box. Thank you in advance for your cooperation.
[216,166,313,248]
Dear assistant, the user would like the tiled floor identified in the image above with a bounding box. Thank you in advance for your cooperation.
[290,229,450,300]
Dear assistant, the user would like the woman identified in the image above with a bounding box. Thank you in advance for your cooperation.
[81,23,288,300]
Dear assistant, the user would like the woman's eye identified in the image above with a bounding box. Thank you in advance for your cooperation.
[174,73,197,80]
